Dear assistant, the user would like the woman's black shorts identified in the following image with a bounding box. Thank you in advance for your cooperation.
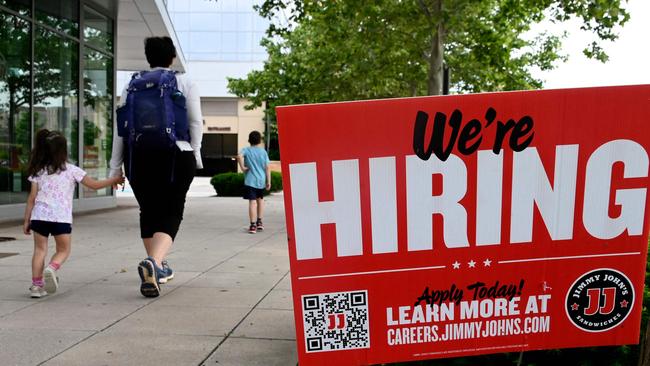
[125,147,196,240]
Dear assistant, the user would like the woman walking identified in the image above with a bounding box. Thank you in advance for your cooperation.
[109,37,203,297]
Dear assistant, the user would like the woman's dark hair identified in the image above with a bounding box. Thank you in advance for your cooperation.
[144,36,177,68]
[248,130,262,145]
[27,130,68,177]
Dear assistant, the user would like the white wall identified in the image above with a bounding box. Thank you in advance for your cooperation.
[184,60,264,97]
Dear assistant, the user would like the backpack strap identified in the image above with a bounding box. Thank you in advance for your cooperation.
[124,70,148,183]
[159,70,180,182]
[159,69,179,90]
[127,71,143,92]
[125,83,137,183]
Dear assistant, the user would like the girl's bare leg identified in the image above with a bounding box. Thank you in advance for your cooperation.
[31,233,48,279]
[50,234,71,266]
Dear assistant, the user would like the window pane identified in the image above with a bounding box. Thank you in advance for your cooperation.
[189,13,220,32]
[189,0,219,12]
[0,11,30,204]
[220,0,236,12]
[222,32,237,53]
[33,26,79,170]
[252,31,265,53]
[0,0,30,16]
[201,99,238,116]
[86,0,116,14]
[84,6,113,53]
[237,32,252,53]
[253,14,269,32]
[190,32,219,53]
[172,12,190,31]
[176,31,189,52]
[167,0,184,12]
[36,0,79,37]
[82,48,112,198]
[221,13,236,31]
[237,13,253,32]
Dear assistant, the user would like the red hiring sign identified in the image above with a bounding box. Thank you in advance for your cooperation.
[277,85,650,366]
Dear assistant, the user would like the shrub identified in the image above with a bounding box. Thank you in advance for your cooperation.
[210,172,245,197]
[210,171,283,196]
[270,171,283,192]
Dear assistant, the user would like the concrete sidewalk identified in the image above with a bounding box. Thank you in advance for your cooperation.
[0,191,297,366]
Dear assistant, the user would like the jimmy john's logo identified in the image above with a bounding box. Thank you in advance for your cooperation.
[565,269,634,332]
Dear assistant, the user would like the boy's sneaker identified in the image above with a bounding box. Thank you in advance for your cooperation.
[248,223,257,234]
[256,219,264,232]
[138,257,160,297]
[159,260,174,284]
[29,285,47,298]
[43,266,59,294]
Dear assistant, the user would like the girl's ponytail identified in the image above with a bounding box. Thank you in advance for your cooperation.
[27,129,51,178]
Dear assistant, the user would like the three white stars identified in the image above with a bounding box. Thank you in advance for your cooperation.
[451,259,492,269]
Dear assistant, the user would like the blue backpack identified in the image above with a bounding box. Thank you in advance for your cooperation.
[116,69,190,149]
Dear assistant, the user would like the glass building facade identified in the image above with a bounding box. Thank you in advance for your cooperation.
[0,0,116,206]
[158,0,270,176]
[167,0,268,62]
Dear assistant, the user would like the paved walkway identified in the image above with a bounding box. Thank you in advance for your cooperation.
[0,188,297,366]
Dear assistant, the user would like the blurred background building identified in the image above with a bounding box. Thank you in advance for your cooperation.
[118,0,270,176]
[0,0,188,220]
[0,0,271,220]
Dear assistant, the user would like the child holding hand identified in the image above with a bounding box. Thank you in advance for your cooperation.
[24,129,124,298]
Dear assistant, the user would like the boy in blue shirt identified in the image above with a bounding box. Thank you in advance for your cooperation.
[237,131,271,233]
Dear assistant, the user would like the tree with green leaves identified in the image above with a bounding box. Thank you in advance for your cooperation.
[229,0,630,110]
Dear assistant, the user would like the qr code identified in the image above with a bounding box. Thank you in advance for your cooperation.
[302,290,370,353]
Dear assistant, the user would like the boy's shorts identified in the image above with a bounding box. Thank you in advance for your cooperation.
[30,220,72,237]
[243,185,265,200]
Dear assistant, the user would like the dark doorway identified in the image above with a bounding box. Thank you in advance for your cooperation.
[199,133,238,176]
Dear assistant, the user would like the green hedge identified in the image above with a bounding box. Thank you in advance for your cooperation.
[270,171,283,192]
[211,171,282,197]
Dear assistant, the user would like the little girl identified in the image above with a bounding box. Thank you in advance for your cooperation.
[23,129,124,298]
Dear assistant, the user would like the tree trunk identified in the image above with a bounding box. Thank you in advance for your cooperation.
[8,83,15,146]
[7,83,18,170]
[638,318,650,366]
[410,81,418,97]
[427,0,445,96]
